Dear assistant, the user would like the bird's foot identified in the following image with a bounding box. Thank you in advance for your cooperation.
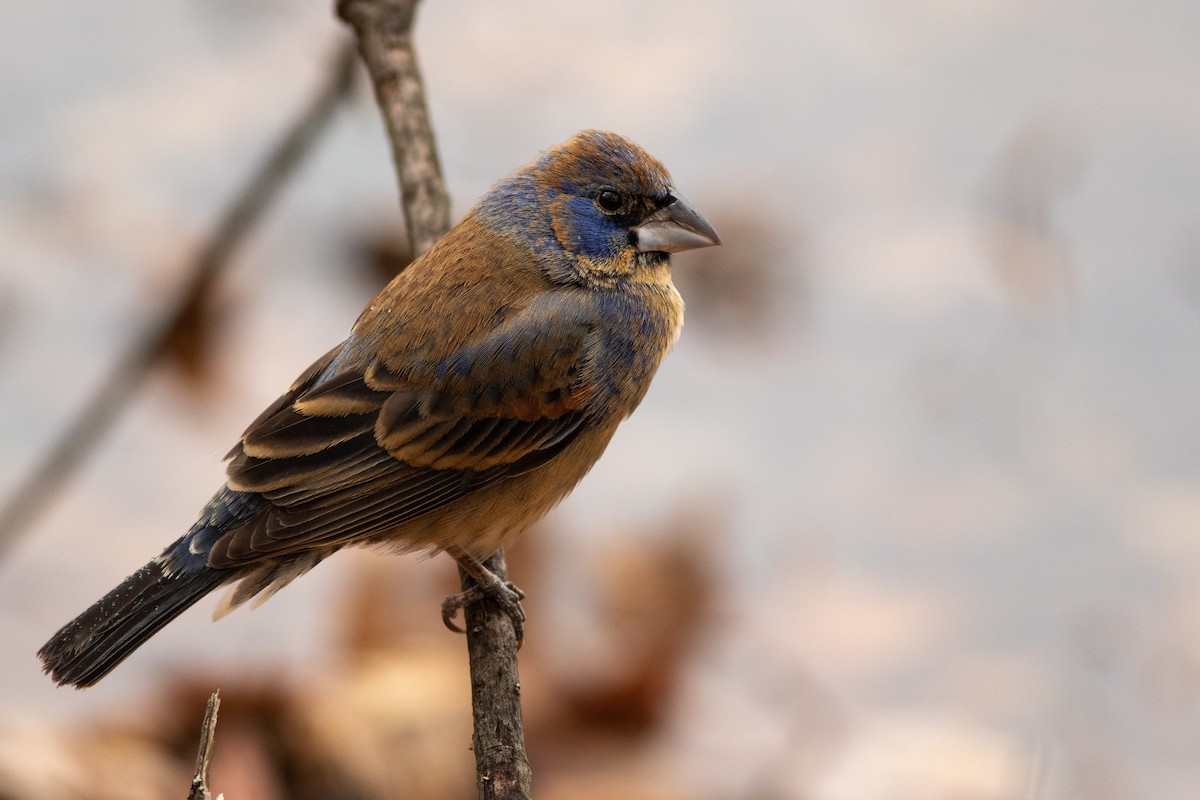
[441,579,526,644]
[442,545,527,645]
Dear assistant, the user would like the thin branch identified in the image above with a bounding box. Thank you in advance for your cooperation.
[187,691,222,800]
[336,0,452,254]
[460,552,532,800]
[0,42,357,561]
[335,3,531,798]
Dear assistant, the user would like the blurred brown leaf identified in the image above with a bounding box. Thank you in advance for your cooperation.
[977,121,1083,311]
[345,220,415,291]
[157,290,228,392]
[0,719,182,800]
[671,200,802,342]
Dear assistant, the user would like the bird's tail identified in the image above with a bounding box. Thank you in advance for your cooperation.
[38,550,232,688]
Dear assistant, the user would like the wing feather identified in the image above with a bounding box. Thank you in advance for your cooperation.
[210,294,599,569]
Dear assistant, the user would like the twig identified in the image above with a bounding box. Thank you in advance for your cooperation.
[460,552,532,800]
[0,41,358,561]
[335,3,531,798]
[188,691,222,800]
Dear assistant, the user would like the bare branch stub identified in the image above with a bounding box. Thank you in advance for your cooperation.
[187,691,222,800]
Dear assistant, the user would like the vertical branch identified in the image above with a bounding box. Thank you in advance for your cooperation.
[187,692,222,800]
[336,0,451,254]
[335,3,531,798]
[460,552,532,800]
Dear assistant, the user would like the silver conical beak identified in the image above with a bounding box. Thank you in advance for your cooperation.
[634,192,721,254]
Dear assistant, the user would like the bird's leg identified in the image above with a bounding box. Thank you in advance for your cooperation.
[442,546,526,644]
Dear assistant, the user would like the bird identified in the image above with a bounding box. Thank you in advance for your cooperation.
[38,129,720,688]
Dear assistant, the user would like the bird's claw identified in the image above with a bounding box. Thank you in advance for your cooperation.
[441,580,526,646]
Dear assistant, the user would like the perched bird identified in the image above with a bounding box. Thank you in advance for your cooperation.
[39,130,719,688]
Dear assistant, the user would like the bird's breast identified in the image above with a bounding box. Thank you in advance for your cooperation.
[584,281,683,419]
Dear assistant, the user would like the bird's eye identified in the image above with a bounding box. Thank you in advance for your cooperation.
[596,190,624,214]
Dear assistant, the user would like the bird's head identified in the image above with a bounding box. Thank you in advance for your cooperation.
[479,130,720,288]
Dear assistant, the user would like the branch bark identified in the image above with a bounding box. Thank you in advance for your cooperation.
[187,691,222,800]
[336,0,451,255]
[335,3,531,798]
[0,41,357,560]
[460,552,533,800]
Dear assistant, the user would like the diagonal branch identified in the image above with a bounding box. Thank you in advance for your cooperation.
[335,3,531,798]
[0,41,358,561]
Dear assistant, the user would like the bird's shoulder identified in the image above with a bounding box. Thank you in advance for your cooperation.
[352,214,555,365]
[227,228,607,482]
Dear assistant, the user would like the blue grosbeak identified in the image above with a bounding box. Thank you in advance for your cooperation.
[39,130,719,688]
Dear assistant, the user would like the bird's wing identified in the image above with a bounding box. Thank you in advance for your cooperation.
[207,296,596,567]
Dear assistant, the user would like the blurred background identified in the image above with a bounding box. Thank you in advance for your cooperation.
[2,1,1200,798]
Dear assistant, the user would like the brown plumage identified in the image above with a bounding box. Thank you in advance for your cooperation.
[39,130,719,687]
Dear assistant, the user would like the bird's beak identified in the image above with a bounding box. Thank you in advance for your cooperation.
[634,192,721,254]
